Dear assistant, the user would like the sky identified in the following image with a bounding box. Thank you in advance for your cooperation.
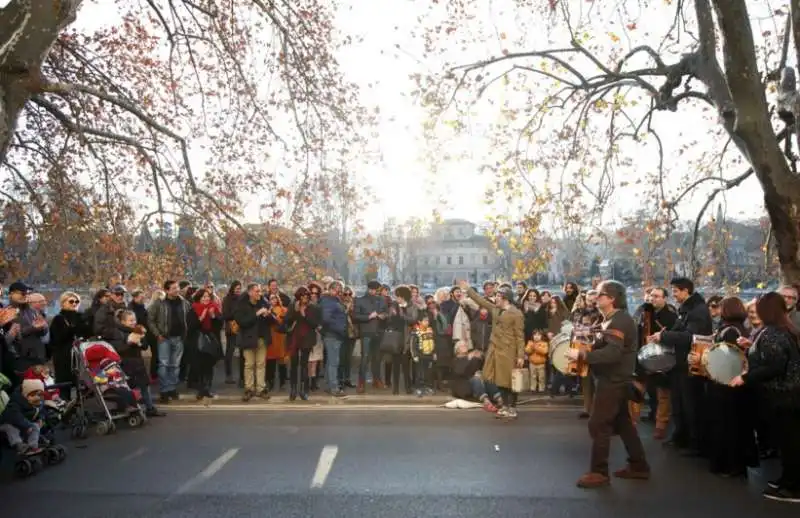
[69,0,783,233]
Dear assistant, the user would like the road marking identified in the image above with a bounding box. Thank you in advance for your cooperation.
[310,445,338,488]
[121,447,147,462]
[174,448,239,495]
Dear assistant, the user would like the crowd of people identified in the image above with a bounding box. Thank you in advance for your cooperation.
[0,274,798,503]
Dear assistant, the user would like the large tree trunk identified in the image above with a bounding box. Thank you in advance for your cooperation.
[711,0,800,284]
[0,0,82,163]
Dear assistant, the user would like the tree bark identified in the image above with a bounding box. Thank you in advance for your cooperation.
[0,0,82,163]
[711,0,800,284]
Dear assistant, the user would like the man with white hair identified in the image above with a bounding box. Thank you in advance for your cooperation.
[779,285,800,329]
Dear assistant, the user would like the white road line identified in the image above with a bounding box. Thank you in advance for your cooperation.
[121,447,147,462]
[310,445,338,489]
[174,448,239,495]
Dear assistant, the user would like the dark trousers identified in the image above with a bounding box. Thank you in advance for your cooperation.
[775,410,800,490]
[358,335,382,384]
[224,333,239,380]
[391,353,412,394]
[588,382,648,476]
[266,359,287,390]
[195,352,217,396]
[498,386,517,408]
[669,370,705,450]
[290,348,311,389]
[338,338,354,384]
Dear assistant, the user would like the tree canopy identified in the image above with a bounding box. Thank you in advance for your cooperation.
[0,0,371,283]
[419,0,800,284]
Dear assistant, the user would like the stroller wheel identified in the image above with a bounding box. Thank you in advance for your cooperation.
[45,447,61,466]
[95,421,110,436]
[30,457,44,472]
[109,422,117,434]
[127,414,143,428]
[71,425,87,439]
[14,459,33,477]
[53,445,67,462]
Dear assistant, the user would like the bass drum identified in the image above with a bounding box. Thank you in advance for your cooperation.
[637,342,676,374]
[549,333,572,375]
[702,343,747,385]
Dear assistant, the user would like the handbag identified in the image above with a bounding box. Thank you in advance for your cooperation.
[379,329,404,355]
[197,332,223,359]
[511,368,530,393]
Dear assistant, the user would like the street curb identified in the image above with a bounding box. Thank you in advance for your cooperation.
[158,395,584,409]
[164,404,581,412]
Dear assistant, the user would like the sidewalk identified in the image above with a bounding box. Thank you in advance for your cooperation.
[148,353,585,408]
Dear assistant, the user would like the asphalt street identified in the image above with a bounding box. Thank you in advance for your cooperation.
[0,408,795,517]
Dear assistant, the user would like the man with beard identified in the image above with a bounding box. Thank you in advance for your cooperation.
[460,281,525,419]
[648,277,712,457]
[567,280,649,488]
[635,287,677,438]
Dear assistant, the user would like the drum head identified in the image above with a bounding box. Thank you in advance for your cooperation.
[703,344,745,385]
[637,343,676,373]
[549,334,571,375]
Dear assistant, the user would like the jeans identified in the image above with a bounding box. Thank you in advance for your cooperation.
[468,376,487,399]
[158,337,184,394]
[416,358,434,390]
[140,385,155,410]
[323,336,342,392]
[0,423,40,448]
[358,334,381,383]
[338,338,354,384]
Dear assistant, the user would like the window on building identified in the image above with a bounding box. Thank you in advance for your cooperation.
[483,255,488,265]
[447,256,452,265]
[458,256,464,265]
[435,256,440,265]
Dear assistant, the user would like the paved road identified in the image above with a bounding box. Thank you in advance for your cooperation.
[0,408,795,517]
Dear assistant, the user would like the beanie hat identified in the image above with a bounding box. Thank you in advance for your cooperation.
[22,379,45,397]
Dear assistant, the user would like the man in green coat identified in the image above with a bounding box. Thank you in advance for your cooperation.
[460,281,525,419]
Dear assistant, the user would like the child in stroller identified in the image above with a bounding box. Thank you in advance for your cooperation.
[22,364,72,428]
[75,340,147,434]
[0,377,68,476]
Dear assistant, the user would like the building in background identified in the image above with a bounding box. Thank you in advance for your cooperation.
[408,219,502,287]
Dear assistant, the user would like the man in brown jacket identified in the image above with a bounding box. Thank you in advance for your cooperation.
[460,281,525,419]
[567,280,649,488]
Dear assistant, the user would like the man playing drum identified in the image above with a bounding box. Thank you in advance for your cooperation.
[567,280,650,488]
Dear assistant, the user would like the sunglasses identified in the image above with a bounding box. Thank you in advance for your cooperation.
[67,299,80,305]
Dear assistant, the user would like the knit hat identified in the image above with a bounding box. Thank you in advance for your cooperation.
[22,379,45,397]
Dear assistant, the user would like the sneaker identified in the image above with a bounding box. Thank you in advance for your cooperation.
[506,408,518,419]
[495,408,509,418]
[415,389,424,398]
[146,407,166,417]
[425,388,435,396]
[257,390,271,400]
[169,391,180,401]
[763,486,800,503]
[242,391,253,402]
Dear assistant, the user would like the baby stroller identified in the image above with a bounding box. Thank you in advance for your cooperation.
[0,373,68,477]
[71,339,147,436]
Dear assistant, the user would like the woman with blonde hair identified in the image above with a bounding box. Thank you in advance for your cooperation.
[49,291,87,397]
